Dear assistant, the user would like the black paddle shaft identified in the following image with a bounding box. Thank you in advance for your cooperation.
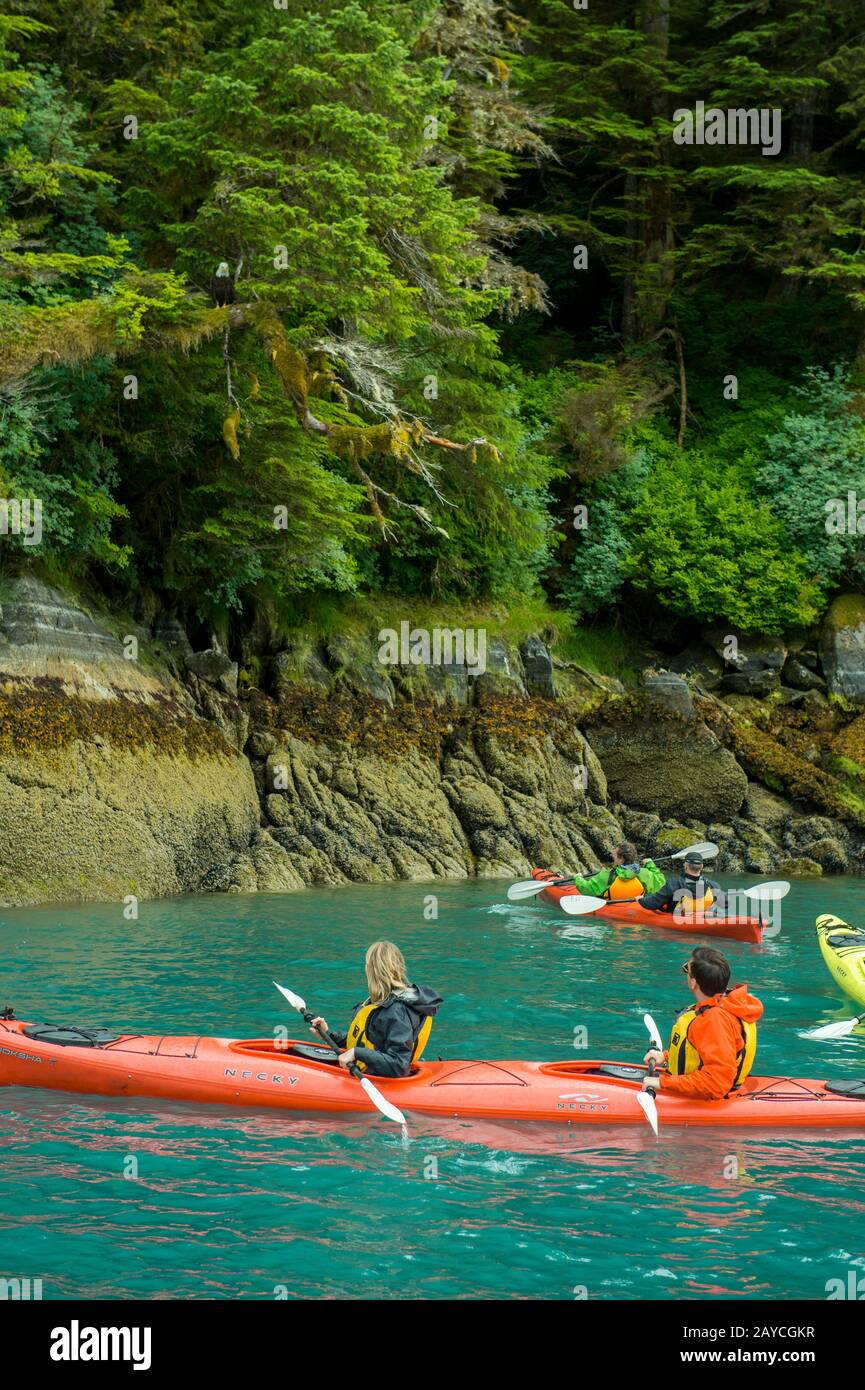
[300,1006,366,1083]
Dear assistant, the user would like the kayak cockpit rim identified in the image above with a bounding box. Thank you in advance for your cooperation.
[227,1038,427,1079]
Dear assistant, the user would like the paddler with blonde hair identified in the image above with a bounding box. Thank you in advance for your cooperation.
[311,941,442,1077]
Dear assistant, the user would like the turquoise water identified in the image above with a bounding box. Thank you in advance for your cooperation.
[1,874,865,1301]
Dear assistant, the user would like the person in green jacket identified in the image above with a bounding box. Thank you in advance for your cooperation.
[564,842,665,903]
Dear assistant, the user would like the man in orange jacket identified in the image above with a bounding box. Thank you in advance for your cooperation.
[642,946,764,1101]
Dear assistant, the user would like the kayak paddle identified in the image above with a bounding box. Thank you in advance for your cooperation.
[806,1014,863,1040]
[506,841,719,902]
[636,1012,663,1136]
[644,1012,664,1051]
[558,894,610,917]
[272,982,407,1127]
[559,879,792,918]
[731,880,790,939]
[740,880,790,902]
[657,840,718,862]
[636,1082,659,1136]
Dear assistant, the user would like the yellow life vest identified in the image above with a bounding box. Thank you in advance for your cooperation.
[667,999,757,1091]
[674,883,715,915]
[346,1000,433,1073]
[605,869,645,902]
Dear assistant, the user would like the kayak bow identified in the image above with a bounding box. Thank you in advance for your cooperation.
[816,914,865,1010]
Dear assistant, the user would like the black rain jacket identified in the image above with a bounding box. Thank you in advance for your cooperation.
[638,873,723,914]
[333,984,443,1077]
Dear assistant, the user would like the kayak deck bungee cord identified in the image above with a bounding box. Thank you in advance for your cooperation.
[2,1018,864,1128]
[531,869,763,943]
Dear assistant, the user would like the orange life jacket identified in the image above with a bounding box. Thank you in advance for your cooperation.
[604,868,645,902]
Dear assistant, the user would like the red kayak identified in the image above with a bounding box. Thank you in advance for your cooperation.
[531,869,762,943]
[2,1018,864,1128]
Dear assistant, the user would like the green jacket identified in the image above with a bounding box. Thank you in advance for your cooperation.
[570,859,666,898]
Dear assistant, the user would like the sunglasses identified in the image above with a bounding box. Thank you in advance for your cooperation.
[681,961,693,976]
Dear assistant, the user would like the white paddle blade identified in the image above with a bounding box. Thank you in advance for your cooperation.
[274,982,306,1012]
[643,1012,664,1051]
[558,894,608,917]
[671,841,718,860]
[636,1089,659,1136]
[744,880,791,901]
[506,880,550,901]
[360,1077,406,1126]
[806,1017,861,1040]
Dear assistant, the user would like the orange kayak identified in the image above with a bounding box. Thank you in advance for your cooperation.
[2,1018,863,1128]
[532,869,763,943]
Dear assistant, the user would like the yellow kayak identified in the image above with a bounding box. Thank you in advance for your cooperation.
[816,914,865,1010]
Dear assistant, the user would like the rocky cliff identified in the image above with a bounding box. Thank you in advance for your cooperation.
[0,579,268,905]
[1,576,863,907]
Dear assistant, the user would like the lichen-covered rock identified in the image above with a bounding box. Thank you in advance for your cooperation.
[617,808,663,847]
[325,634,396,705]
[187,648,239,697]
[719,693,772,722]
[654,824,708,855]
[584,704,748,823]
[782,658,825,692]
[668,643,724,691]
[0,726,260,907]
[273,645,332,693]
[642,671,694,719]
[776,856,823,878]
[704,626,786,674]
[732,817,780,873]
[706,824,738,871]
[246,730,279,759]
[472,638,527,702]
[580,734,608,805]
[743,782,794,833]
[577,808,627,862]
[798,837,848,873]
[153,613,194,664]
[0,578,268,906]
[776,686,806,707]
[724,668,781,697]
[520,634,556,699]
[787,814,839,846]
[701,627,786,697]
[820,594,865,703]
[444,776,510,831]
[800,689,829,712]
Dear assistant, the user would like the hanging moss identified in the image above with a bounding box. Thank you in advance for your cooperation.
[222,407,241,460]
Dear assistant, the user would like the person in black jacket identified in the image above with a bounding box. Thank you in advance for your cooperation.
[310,940,443,1078]
[637,851,723,916]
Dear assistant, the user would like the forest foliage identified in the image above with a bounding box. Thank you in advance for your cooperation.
[1,0,864,644]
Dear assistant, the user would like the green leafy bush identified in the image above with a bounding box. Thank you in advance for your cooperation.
[756,366,865,591]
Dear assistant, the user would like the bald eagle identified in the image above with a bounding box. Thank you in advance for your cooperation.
[211,262,236,306]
